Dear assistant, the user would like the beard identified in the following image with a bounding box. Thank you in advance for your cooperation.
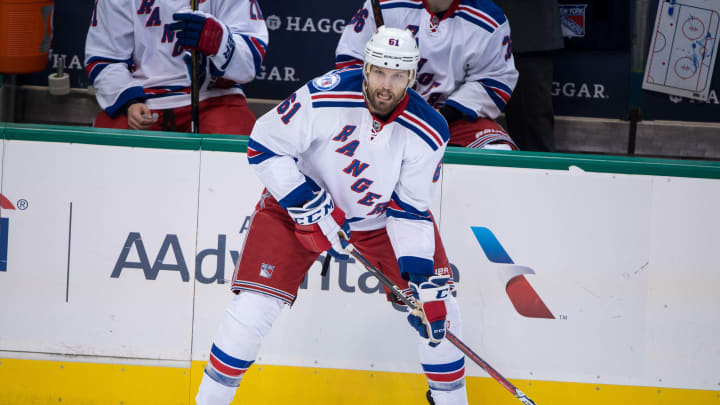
[365,86,404,118]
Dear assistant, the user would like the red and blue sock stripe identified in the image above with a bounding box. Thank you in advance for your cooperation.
[423,357,466,391]
[205,343,254,387]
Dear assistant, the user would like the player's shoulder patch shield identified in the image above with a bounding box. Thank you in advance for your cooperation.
[312,72,342,91]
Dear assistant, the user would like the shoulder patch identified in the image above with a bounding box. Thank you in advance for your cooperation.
[312,72,342,91]
[308,67,363,94]
[308,68,365,108]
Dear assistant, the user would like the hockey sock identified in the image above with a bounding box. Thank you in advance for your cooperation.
[417,296,468,405]
[196,291,285,405]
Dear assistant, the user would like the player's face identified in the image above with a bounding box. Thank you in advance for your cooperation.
[425,0,454,13]
[364,65,411,117]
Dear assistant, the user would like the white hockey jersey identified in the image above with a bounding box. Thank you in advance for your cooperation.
[248,67,448,276]
[336,0,517,121]
[85,0,268,117]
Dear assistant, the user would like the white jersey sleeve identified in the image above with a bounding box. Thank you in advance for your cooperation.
[335,0,376,68]
[247,85,316,208]
[386,90,449,277]
[208,0,268,84]
[445,20,518,120]
[386,135,446,277]
[85,0,146,116]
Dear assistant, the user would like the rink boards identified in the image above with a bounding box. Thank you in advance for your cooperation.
[1,123,719,404]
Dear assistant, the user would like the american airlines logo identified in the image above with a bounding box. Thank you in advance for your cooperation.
[0,193,29,272]
[265,15,346,34]
[552,81,609,99]
[472,227,554,319]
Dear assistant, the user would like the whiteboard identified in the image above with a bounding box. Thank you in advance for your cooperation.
[643,0,720,100]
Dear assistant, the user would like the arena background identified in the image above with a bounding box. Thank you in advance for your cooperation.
[2,0,720,158]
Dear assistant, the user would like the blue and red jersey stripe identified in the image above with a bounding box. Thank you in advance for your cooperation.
[240,34,267,76]
[85,56,134,85]
[335,54,363,70]
[478,78,512,111]
[247,138,278,165]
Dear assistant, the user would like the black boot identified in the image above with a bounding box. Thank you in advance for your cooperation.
[426,389,435,405]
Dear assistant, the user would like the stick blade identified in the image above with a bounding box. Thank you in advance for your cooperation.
[516,391,537,405]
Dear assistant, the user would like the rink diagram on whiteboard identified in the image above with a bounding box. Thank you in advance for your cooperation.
[643,0,720,100]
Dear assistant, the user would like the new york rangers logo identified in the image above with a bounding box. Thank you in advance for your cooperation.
[259,263,275,279]
[559,4,587,38]
[312,73,341,91]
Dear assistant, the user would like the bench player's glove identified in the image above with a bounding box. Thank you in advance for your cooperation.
[170,9,226,56]
[407,276,451,346]
[287,189,350,260]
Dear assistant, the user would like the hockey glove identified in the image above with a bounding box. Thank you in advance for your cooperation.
[170,9,226,56]
[287,189,350,260]
[407,276,451,346]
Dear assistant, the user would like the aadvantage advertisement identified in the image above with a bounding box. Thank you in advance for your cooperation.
[0,141,199,360]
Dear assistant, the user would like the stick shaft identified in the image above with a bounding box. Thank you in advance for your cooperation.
[370,0,384,27]
[190,0,200,133]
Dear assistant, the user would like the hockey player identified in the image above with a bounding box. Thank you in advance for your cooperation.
[85,0,267,134]
[196,27,468,405]
[336,0,519,150]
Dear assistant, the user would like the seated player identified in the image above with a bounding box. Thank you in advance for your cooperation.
[85,0,267,135]
[337,0,519,150]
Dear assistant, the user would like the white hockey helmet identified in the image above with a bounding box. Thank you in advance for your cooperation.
[364,26,419,75]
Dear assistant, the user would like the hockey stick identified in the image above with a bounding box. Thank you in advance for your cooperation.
[340,239,538,405]
[370,0,384,27]
[321,253,332,277]
[190,0,200,133]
